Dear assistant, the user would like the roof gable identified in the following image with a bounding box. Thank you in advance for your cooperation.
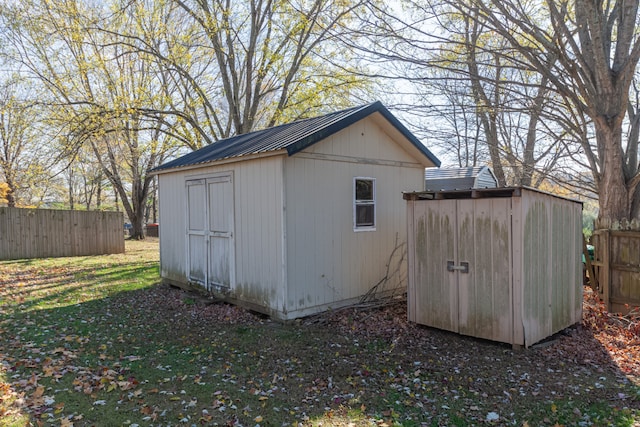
[153,101,440,173]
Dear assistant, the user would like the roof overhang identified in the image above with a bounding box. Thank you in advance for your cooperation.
[151,149,287,176]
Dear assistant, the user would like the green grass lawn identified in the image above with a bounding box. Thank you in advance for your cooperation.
[1,239,639,426]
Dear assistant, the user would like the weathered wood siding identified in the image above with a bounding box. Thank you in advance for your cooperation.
[591,229,640,314]
[407,198,512,343]
[407,199,458,332]
[0,207,124,260]
[457,198,513,343]
[157,156,286,315]
[283,115,428,318]
[517,191,582,345]
[406,188,582,347]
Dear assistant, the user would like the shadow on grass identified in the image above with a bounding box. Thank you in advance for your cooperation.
[1,283,639,426]
[0,262,159,312]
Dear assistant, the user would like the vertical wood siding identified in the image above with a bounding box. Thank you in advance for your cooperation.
[157,156,286,314]
[521,191,583,345]
[592,230,640,313]
[408,199,458,332]
[406,188,582,347]
[158,172,189,283]
[408,198,513,343]
[457,198,513,343]
[0,207,124,260]
[283,116,425,317]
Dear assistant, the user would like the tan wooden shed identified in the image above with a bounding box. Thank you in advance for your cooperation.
[404,187,583,347]
[152,102,440,320]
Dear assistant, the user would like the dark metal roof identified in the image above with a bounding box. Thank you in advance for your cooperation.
[153,101,440,173]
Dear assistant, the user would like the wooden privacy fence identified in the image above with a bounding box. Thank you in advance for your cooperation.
[0,207,125,260]
[590,229,640,314]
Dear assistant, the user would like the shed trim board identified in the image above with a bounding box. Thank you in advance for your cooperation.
[405,187,582,347]
[280,156,288,316]
[294,152,423,168]
[156,103,439,320]
[153,150,287,175]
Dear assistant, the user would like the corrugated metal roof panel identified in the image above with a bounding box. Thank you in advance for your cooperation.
[425,166,485,180]
[425,166,498,191]
[153,101,440,173]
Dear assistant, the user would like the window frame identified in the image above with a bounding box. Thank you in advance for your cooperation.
[353,177,376,232]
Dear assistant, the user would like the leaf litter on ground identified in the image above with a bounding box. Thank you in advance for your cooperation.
[0,240,639,426]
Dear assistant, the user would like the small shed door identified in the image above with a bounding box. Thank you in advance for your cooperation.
[186,174,235,290]
[456,199,512,343]
[410,198,513,343]
[206,175,234,288]
[412,199,459,332]
[187,179,207,285]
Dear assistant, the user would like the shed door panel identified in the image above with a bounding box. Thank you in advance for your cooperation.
[457,199,512,343]
[411,198,513,344]
[187,180,207,285]
[413,199,458,332]
[207,176,234,288]
[185,175,235,291]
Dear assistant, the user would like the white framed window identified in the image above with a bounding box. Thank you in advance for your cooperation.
[354,177,376,231]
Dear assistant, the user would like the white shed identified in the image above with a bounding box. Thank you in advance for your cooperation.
[153,102,440,320]
[404,187,583,347]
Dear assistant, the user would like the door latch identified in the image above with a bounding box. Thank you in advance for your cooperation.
[447,261,469,273]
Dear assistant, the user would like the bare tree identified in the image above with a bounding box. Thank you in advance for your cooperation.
[108,0,372,148]
[343,0,571,188]
[0,0,178,238]
[451,0,640,225]
[0,0,373,234]
[0,79,47,207]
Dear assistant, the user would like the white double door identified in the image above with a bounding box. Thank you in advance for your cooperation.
[186,174,234,290]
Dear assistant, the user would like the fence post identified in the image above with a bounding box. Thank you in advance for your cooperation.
[583,235,597,291]
[601,230,611,311]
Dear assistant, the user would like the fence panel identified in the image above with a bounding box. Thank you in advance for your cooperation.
[0,207,125,260]
[592,229,640,313]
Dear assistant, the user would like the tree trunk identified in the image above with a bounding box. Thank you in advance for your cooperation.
[630,184,640,220]
[595,118,631,226]
[130,214,145,240]
[122,187,147,240]
[68,175,74,210]
[96,180,102,209]
[4,174,17,207]
[85,175,92,210]
[5,187,15,207]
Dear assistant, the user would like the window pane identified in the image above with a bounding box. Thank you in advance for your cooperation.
[356,204,374,227]
[356,179,373,201]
